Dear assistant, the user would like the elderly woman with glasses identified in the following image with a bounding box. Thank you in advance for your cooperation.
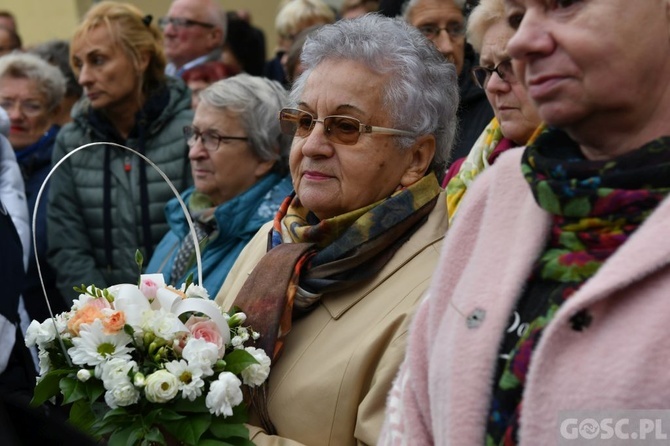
[47,1,193,303]
[214,14,458,445]
[380,0,670,444]
[442,0,542,222]
[146,74,292,295]
[0,53,71,321]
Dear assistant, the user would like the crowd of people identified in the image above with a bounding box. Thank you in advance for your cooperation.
[1,0,668,444]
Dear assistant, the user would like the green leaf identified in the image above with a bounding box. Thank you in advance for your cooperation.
[68,399,98,434]
[30,370,70,406]
[163,413,211,445]
[60,376,87,404]
[144,426,165,445]
[155,408,187,422]
[223,350,258,375]
[108,425,141,446]
[209,422,251,440]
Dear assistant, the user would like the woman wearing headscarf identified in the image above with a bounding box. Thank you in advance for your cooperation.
[147,74,293,295]
[380,0,670,444]
[216,14,458,445]
[47,1,193,303]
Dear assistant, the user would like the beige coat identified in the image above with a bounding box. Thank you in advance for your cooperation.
[215,193,447,446]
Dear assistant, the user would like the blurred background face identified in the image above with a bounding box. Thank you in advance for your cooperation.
[0,76,53,150]
[0,27,17,56]
[479,20,540,144]
[163,0,220,68]
[72,26,145,112]
[408,0,465,75]
[189,104,273,205]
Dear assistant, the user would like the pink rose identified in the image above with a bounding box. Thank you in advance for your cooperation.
[185,316,225,358]
[140,278,161,299]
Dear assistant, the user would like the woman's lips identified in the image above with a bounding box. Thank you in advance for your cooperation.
[303,170,333,181]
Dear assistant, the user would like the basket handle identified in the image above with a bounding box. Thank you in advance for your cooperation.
[33,142,202,336]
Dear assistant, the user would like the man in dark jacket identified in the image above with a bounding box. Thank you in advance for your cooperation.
[404,0,493,165]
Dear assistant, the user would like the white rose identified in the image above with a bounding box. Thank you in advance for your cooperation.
[240,347,271,387]
[104,381,140,409]
[205,372,243,417]
[144,370,180,403]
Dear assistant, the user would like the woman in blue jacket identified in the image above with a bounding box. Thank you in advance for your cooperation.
[147,74,292,296]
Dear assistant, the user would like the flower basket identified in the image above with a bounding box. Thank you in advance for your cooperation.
[25,143,270,445]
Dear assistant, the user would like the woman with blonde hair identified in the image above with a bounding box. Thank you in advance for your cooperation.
[47,1,193,303]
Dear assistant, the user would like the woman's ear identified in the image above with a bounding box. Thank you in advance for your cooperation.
[400,134,436,187]
[138,51,151,73]
[254,158,276,179]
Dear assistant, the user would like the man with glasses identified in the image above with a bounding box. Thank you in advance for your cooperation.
[160,0,226,77]
[404,0,493,164]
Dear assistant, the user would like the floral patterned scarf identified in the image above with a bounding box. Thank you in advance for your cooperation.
[486,127,670,445]
[445,119,544,223]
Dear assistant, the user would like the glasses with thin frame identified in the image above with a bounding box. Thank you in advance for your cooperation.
[278,108,415,145]
[183,126,248,152]
[0,98,47,117]
[471,59,517,89]
[417,23,466,40]
[158,17,215,30]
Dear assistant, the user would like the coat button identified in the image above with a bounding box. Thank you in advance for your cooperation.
[466,308,486,329]
[569,309,592,331]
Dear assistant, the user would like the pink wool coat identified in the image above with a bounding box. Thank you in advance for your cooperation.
[379,148,670,445]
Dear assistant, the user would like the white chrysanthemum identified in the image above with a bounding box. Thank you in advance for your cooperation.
[143,309,188,342]
[205,372,243,417]
[185,284,209,300]
[67,320,133,367]
[240,347,271,387]
[100,357,138,390]
[165,360,205,401]
[104,381,140,409]
[182,338,218,377]
[144,370,180,403]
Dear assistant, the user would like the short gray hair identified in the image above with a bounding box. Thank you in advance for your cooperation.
[403,0,466,22]
[290,14,459,180]
[0,52,66,111]
[199,74,290,175]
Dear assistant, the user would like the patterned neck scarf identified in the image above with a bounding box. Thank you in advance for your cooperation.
[445,119,544,223]
[232,173,441,434]
[170,191,218,285]
[486,128,670,445]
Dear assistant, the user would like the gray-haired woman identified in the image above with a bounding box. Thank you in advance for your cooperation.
[146,74,293,295]
[0,52,69,322]
[214,14,458,445]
